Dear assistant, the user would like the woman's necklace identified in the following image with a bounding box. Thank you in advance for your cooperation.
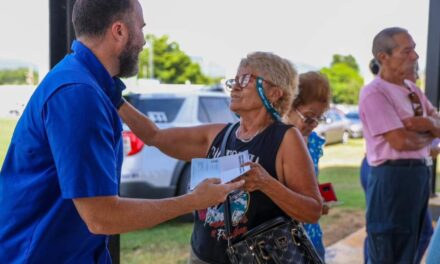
[235,126,263,143]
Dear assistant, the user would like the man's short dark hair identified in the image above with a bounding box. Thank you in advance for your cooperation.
[72,0,133,37]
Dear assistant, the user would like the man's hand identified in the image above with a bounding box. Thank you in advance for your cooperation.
[403,116,440,138]
[108,78,126,109]
[403,116,433,133]
[190,178,245,210]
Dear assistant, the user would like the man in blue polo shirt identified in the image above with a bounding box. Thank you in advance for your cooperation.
[0,0,243,263]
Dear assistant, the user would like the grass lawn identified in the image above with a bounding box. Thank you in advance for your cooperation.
[121,221,193,264]
[320,139,366,209]
[0,118,17,167]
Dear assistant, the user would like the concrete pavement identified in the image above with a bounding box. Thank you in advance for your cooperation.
[325,227,365,264]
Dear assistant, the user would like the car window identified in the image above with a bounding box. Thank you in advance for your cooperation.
[127,97,185,123]
[198,97,236,123]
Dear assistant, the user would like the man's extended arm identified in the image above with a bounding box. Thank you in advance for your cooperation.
[73,178,244,235]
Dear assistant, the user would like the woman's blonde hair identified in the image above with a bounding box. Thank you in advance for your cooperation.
[238,52,298,116]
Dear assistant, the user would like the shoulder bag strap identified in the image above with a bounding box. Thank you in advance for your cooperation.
[220,122,237,156]
[221,122,239,246]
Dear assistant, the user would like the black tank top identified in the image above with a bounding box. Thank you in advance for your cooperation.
[190,121,292,263]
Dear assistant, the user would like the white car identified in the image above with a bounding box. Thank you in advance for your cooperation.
[120,86,237,202]
[314,107,351,145]
[345,110,363,138]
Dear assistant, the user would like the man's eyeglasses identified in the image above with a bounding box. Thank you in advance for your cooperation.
[296,109,326,126]
[225,73,276,91]
[408,91,423,116]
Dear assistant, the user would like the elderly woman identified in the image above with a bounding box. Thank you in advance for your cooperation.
[285,71,332,261]
[118,52,322,264]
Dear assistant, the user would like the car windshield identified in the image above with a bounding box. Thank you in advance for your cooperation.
[127,97,185,123]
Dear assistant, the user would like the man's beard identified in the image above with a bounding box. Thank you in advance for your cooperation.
[117,39,140,78]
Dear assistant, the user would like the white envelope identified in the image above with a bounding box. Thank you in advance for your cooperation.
[190,150,251,190]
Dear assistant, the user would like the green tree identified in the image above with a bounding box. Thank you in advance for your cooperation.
[138,35,220,84]
[0,68,38,85]
[330,54,360,72]
[320,54,364,104]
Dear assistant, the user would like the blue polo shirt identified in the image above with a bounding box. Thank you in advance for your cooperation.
[0,41,123,263]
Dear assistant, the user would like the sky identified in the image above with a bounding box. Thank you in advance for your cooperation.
[0,0,430,83]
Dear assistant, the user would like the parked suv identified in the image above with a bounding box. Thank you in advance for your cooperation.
[120,86,237,202]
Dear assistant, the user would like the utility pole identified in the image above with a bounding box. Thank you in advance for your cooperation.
[426,0,440,197]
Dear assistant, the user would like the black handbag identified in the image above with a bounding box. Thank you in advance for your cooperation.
[225,216,324,264]
[219,124,324,264]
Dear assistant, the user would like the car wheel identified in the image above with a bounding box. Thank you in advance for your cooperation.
[342,131,349,144]
[176,165,194,222]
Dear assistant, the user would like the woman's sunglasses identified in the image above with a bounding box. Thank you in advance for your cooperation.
[296,109,326,126]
